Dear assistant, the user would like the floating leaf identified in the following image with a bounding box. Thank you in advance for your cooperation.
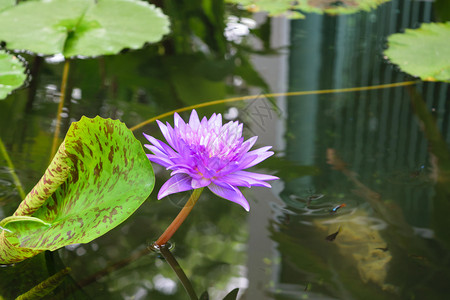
[0,0,170,57]
[227,0,390,18]
[384,22,450,82]
[0,50,27,100]
[0,116,155,264]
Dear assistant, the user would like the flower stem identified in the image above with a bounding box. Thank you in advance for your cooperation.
[159,245,198,300]
[154,188,204,247]
[0,137,26,200]
[50,59,70,163]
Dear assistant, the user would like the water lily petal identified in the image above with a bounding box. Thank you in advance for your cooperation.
[239,136,258,154]
[208,113,222,128]
[191,177,211,189]
[225,170,279,187]
[146,154,172,168]
[158,174,193,199]
[143,134,177,158]
[208,182,250,211]
[222,175,267,187]
[240,147,274,169]
[156,120,177,150]
[189,109,201,131]
[174,112,185,129]
[219,175,251,187]
[234,170,279,182]
[143,109,277,209]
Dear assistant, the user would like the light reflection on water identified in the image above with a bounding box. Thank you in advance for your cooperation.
[0,0,449,299]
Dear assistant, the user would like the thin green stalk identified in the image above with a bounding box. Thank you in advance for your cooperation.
[0,137,26,199]
[15,267,71,300]
[49,59,71,163]
[130,81,418,131]
[159,245,198,300]
[154,188,204,247]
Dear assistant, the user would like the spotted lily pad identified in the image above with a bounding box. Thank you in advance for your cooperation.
[0,116,154,264]
[227,0,390,18]
[0,0,170,57]
[0,50,27,100]
[384,22,450,82]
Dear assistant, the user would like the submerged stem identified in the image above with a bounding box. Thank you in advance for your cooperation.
[154,188,204,247]
[159,245,198,300]
[49,59,71,162]
[0,137,26,199]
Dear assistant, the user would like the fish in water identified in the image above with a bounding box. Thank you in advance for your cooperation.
[307,193,324,206]
[330,203,346,213]
[375,247,389,252]
[325,227,341,242]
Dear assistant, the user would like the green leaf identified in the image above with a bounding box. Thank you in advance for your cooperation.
[0,50,27,100]
[226,0,390,18]
[222,288,239,300]
[199,291,210,300]
[384,22,450,83]
[15,267,71,300]
[0,0,170,57]
[0,116,155,264]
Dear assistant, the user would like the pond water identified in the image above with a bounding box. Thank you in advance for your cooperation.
[1,0,450,299]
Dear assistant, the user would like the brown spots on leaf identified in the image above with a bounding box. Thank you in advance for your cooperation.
[67,231,75,240]
[112,165,120,175]
[104,121,115,138]
[94,162,103,178]
[3,118,155,263]
[73,139,85,158]
[109,146,114,163]
[70,169,79,185]
[95,133,103,152]
[66,153,79,184]
[45,194,59,215]
[102,207,118,224]
[53,234,61,242]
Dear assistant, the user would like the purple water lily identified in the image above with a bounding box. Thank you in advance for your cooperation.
[143,109,277,211]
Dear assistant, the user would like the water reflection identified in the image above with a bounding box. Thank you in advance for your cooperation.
[0,0,449,299]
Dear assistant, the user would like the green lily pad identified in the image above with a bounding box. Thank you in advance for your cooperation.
[0,0,170,57]
[384,22,450,82]
[0,50,27,100]
[0,116,154,264]
[227,0,390,18]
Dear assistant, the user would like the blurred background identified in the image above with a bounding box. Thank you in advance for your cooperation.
[1,0,449,299]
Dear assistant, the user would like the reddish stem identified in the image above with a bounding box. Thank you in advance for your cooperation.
[154,188,204,247]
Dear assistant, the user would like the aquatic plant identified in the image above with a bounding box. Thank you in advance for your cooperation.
[0,117,154,264]
[0,50,27,100]
[144,109,277,246]
[0,0,170,57]
[0,0,171,159]
[384,22,450,83]
[227,0,391,19]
